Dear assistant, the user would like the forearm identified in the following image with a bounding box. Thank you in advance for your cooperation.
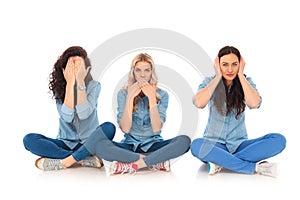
[76,81,87,106]
[239,74,261,108]
[120,97,134,133]
[149,98,162,133]
[194,76,221,108]
[64,83,74,109]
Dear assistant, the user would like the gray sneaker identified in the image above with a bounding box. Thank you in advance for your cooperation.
[256,161,278,178]
[35,158,66,171]
[81,156,103,168]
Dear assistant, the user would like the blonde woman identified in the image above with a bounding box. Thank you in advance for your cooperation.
[84,53,191,175]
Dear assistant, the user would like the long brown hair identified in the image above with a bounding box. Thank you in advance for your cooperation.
[213,46,246,119]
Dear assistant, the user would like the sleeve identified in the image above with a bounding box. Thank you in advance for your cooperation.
[76,81,101,120]
[57,101,75,123]
[246,77,262,109]
[197,76,214,92]
[117,89,127,126]
[157,90,169,124]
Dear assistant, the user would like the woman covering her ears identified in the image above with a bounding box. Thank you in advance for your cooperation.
[190,46,286,177]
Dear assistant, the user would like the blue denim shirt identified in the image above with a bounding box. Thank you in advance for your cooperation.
[117,88,168,151]
[56,80,101,149]
[198,76,261,153]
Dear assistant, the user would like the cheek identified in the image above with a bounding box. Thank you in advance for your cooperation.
[220,66,227,73]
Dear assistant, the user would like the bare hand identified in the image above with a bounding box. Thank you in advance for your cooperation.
[74,57,90,82]
[63,57,76,86]
[140,80,156,99]
[214,56,222,78]
[127,81,141,99]
[238,56,246,76]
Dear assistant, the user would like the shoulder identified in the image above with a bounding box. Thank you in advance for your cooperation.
[117,88,128,99]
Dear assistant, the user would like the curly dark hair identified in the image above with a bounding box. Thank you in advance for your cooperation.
[213,46,246,119]
[49,46,93,103]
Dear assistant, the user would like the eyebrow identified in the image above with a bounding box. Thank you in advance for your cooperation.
[135,66,151,70]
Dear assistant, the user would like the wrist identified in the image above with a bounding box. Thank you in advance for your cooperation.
[77,84,86,91]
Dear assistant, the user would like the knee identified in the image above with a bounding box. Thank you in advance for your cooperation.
[23,133,38,149]
[190,138,205,159]
[99,122,116,140]
[270,133,286,151]
[177,135,191,152]
[190,138,211,161]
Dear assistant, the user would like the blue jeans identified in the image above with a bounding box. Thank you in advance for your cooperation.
[23,122,116,162]
[84,129,191,166]
[190,133,286,174]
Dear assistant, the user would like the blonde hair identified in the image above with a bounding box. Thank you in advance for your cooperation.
[126,53,161,112]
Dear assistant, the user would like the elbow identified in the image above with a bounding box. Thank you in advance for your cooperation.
[194,101,206,109]
[247,100,260,109]
[193,97,206,109]
[152,127,161,133]
[121,126,130,134]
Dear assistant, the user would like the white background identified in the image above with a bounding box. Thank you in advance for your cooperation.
[0,0,298,199]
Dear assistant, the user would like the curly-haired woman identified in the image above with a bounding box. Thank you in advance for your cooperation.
[23,46,115,171]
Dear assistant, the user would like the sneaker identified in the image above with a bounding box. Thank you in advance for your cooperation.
[207,162,222,175]
[81,156,103,168]
[256,161,278,178]
[109,161,138,175]
[35,157,66,171]
[149,160,171,172]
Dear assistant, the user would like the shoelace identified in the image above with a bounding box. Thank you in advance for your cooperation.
[150,162,165,171]
[115,163,136,175]
[44,159,64,170]
[82,157,97,167]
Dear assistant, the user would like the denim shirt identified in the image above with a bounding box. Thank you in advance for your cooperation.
[117,88,168,151]
[56,80,101,149]
[198,76,262,153]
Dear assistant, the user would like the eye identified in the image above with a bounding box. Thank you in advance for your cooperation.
[232,62,238,66]
[222,63,228,67]
[135,68,141,73]
[145,68,151,72]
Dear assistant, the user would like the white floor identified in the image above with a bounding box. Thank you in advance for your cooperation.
[3,135,296,200]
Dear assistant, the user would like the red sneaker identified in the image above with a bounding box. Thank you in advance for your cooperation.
[149,160,171,172]
[110,161,138,175]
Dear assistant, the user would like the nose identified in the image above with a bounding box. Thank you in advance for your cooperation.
[141,71,145,77]
[228,65,233,72]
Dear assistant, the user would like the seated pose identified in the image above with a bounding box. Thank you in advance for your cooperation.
[23,46,115,171]
[190,46,286,177]
[84,53,191,175]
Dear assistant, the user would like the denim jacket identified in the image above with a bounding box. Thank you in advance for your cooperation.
[117,88,168,151]
[56,80,101,149]
[198,76,261,153]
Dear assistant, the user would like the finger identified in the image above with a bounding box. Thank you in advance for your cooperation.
[86,66,91,72]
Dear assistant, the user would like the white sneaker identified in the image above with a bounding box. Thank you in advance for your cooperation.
[256,161,278,178]
[207,162,223,175]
